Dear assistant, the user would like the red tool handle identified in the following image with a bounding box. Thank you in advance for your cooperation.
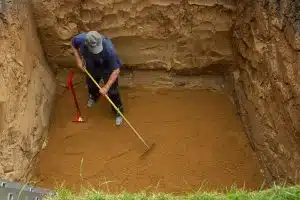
[67,71,82,117]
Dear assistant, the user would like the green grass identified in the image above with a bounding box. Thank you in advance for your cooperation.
[44,184,300,200]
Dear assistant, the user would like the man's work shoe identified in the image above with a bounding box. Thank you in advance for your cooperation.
[115,116,123,126]
[87,95,96,108]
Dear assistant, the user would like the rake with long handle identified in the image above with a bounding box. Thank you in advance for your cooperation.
[83,67,155,157]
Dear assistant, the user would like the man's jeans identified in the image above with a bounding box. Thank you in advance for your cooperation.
[86,74,124,116]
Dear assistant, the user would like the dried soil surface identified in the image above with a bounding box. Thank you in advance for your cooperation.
[34,84,264,194]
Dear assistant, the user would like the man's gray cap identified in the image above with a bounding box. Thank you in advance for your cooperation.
[85,31,103,54]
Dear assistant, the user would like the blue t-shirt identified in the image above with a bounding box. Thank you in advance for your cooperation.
[71,32,86,49]
[71,32,122,74]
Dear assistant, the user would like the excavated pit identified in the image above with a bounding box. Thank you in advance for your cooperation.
[32,70,265,193]
[1,0,300,195]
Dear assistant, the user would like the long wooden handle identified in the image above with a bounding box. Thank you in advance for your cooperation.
[83,68,149,148]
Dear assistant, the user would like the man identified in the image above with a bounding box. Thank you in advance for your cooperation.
[71,31,124,125]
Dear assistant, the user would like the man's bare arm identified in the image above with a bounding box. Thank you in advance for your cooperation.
[72,46,84,71]
[104,68,120,90]
[99,68,120,95]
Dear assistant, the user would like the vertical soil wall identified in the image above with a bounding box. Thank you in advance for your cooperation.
[233,0,300,184]
[0,0,56,181]
[31,0,236,74]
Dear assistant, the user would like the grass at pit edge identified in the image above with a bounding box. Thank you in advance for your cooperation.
[44,184,300,200]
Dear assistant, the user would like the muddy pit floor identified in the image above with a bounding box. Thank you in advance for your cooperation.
[34,85,265,194]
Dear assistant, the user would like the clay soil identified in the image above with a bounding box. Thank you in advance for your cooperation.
[33,84,265,194]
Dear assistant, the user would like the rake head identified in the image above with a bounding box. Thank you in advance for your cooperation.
[139,143,156,159]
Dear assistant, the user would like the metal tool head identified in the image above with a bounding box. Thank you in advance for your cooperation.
[139,143,156,160]
[72,114,86,123]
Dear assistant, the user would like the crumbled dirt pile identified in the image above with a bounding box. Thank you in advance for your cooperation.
[31,0,236,74]
[232,0,300,184]
[0,1,56,181]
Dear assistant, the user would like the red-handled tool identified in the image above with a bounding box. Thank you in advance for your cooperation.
[67,71,85,122]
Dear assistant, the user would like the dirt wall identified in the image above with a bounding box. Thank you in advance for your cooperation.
[233,0,300,184]
[31,0,236,74]
[0,1,56,181]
